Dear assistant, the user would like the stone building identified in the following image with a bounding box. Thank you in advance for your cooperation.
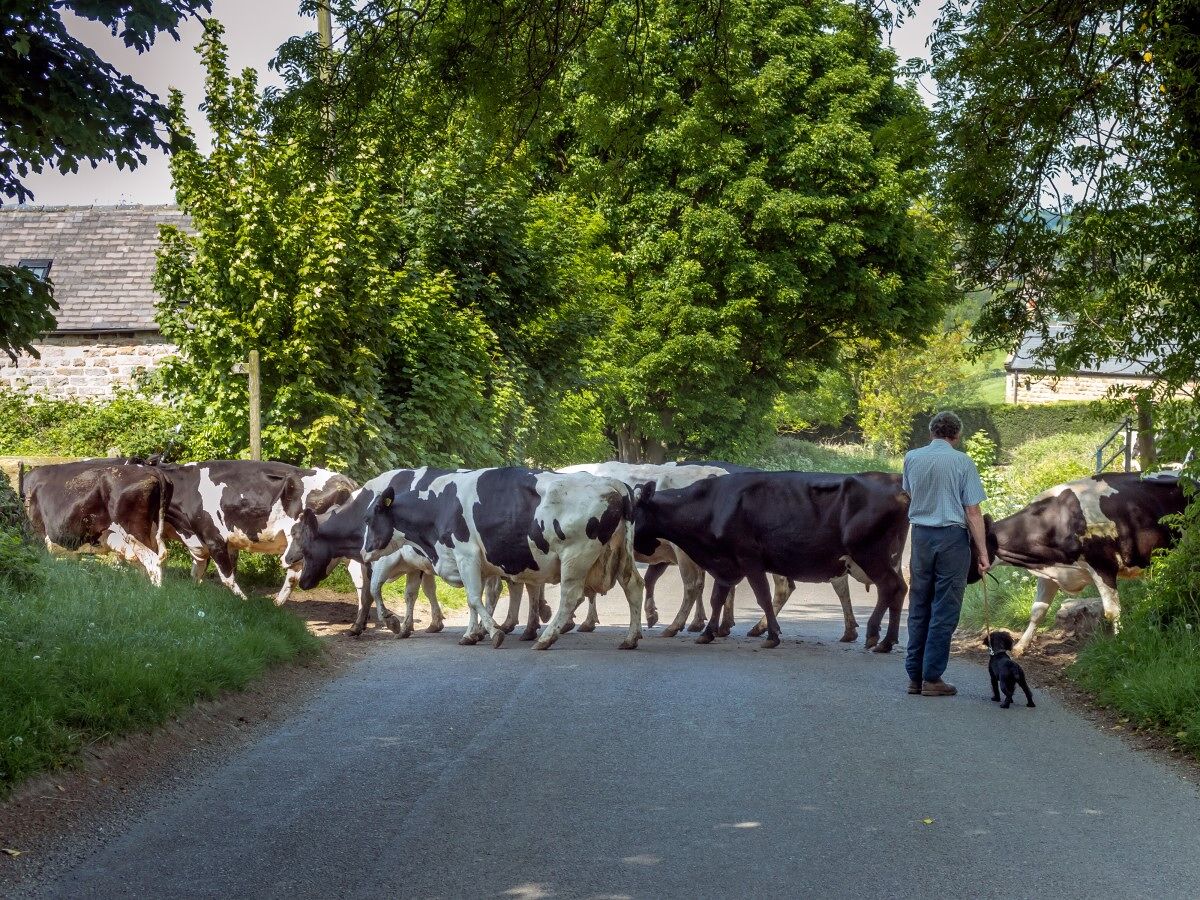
[0,205,189,399]
[1005,325,1159,404]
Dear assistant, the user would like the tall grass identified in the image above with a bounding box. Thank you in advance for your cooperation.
[0,555,319,793]
[743,436,902,473]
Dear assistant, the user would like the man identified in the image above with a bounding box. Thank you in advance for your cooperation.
[902,411,990,697]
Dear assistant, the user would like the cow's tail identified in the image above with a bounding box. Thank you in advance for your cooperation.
[155,472,173,560]
[585,487,637,595]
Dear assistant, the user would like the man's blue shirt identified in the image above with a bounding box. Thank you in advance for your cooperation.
[902,438,987,528]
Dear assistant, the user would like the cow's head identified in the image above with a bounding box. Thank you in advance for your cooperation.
[967,514,999,584]
[289,508,339,590]
[362,485,399,562]
[631,481,659,556]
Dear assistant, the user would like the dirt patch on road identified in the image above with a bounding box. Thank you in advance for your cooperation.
[0,588,408,892]
[952,630,1200,787]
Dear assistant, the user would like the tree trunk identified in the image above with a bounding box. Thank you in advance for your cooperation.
[1135,391,1157,472]
[616,424,668,463]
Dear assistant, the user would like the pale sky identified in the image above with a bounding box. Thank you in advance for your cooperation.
[20,1,940,207]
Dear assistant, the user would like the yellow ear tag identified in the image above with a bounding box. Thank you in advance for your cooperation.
[383,497,392,507]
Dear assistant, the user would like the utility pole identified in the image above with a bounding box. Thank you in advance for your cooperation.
[248,350,262,461]
[317,1,333,54]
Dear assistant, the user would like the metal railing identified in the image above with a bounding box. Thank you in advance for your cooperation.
[1095,418,1134,473]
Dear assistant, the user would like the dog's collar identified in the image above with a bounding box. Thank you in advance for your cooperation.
[990,649,1009,659]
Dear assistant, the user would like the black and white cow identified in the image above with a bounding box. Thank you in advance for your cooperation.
[23,459,172,584]
[633,471,910,649]
[343,468,643,652]
[155,460,363,604]
[982,472,1187,655]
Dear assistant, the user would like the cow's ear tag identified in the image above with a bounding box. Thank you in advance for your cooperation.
[383,497,392,508]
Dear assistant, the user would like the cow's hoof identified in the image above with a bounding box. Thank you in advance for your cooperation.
[578,621,596,633]
[863,634,879,650]
[398,626,414,640]
[426,621,444,634]
[349,624,365,638]
[760,637,781,649]
[717,626,732,638]
[686,622,705,633]
[491,630,505,649]
[695,632,714,645]
[384,615,402,634]
[458,635,479,646]
[645,608,659,628]
[562,619,576,634]
[746,623,765,638]
[540,604,553,623]
[500,622,516,634]
[871,639,894,654]
[839,628,858,643]
[618,638,639,650]
[1027,701,1036,708]
[533,639,554,651]
[661,625,680,638]
[520,629,539,641]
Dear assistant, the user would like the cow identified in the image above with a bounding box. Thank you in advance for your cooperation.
[633,471,910,649]
[154,460,364,605]
[564,460,872,645]
[293,466,645,650]
[982,472,1187,656]
[22,459,173,584]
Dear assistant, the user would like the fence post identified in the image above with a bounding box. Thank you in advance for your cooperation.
[248,350,262,462]
[17,461,24,500]
[1124,421,1133,472]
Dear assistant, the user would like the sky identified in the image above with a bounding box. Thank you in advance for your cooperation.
[20,0,941,207]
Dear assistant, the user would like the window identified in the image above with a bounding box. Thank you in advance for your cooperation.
[18,258,52,280]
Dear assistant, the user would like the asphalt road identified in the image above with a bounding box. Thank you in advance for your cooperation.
[29,571,1200,899]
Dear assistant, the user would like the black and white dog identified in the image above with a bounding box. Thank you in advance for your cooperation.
[985,631,1036,709]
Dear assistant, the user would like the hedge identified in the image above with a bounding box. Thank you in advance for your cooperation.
[908,401,1117,459]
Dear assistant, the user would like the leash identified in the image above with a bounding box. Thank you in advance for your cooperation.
[982,570,999,656]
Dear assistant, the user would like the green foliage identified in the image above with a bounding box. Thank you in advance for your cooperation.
[0,476,41,590]
[910,401,1112,459]
[856,327,970,453]
[741,436,902,474]
[0,266,57,363]
[550,0,957,459]
[931,0,1200,414]
[772,369,857,434]
[0,555,318,792]
[0,388,192,460]
[960,567,1059,633]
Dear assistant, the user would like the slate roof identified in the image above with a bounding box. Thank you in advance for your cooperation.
[1007,324,1159,377]
[0,204,191,333]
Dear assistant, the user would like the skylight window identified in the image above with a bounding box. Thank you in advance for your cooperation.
[18,258,52,280]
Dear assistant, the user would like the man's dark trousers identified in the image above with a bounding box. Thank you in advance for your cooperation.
[905,524,971,683]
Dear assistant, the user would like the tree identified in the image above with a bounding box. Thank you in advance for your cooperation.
[930,0,1200,413]
[551,0,958,459]
[0,0,210,360]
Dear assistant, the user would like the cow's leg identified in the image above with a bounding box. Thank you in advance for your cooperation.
[578,593,600,632]
[535,575,584,651]
[744,570,782,649]
[688,582,712,632]
[616,551,645,650]
[521,584,542,641]
[1014,577,1059,657]
[664,556,706,638]
[718,588,736,637]
[500,580,522,634]
[190,552,209,584]
[748,576,795,637]
[457,555,504,648]
[275,565,301,606]
[643,561,668,628]
[831,574,858,642]
[210,546,247,600]
[696,580,733,645]
[868,562,907,654]
[103,527,166,587]
[397,574,421,638]
[1091,568,1122,635]
[539,589,553,622]
[419,574,443,632]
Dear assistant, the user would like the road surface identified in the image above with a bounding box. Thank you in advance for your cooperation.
[27,570,1200,899]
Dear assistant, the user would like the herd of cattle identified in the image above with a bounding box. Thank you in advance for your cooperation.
[20,454,1188,656]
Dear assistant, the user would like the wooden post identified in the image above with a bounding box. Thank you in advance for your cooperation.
[317,2,333,52]
[1136,391,1157,472]
[248,349,262,462]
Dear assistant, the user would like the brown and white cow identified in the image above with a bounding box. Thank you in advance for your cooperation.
[23,459,172,584]
[982,471,1187,655]
[155,460,363,604]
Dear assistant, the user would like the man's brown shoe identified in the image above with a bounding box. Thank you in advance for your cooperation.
[907,680,922,695]
[921,680,958,697]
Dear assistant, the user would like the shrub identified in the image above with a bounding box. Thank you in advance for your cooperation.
[909,400,1113,458]
[0,387,196,460]
[741,437,902,474]
[0,474,42,589]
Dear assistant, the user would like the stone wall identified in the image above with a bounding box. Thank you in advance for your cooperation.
[0,332,175,399]
[1005,372,1157,404]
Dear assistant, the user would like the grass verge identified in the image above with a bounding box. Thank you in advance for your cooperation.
[0,555,319,795]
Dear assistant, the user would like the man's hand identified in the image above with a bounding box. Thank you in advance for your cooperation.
[965,503,990,577]
[977,553,990,576]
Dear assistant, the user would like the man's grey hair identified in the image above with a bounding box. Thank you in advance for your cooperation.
[929,411,963,440]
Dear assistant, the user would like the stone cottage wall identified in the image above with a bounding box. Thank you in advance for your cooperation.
[0,333,175,399]
[1005,371,1158,404]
